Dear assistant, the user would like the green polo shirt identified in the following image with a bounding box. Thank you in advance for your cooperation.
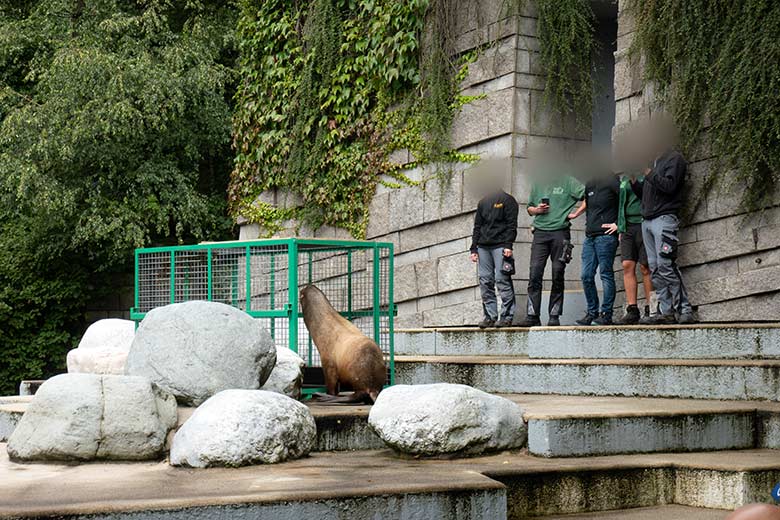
[528,176,585,231]
[617,175,643,233]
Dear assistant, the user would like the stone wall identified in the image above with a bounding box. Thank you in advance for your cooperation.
[613,0,780,321]
[238,0,780,326]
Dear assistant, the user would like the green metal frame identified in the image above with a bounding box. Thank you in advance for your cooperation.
[131,238,396,393]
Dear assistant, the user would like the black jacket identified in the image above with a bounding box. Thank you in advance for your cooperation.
[584,176,620,236]
[631,150,687,219]
[470,191,518,252]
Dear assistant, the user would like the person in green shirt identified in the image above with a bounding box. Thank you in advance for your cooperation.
[615,172,654,324]
[517,175,585,327]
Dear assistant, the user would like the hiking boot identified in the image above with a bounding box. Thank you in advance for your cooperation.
[640,313,676,325]
[575,313,597,326]
[592,313,613,326]
[517,315,541,327]
[617,305,640,325]
[547,315,561,326]
[678,312,696,325]
[496,318,513,327]
[478,318,496,329]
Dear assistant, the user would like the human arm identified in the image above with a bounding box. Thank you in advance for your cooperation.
[469,202,483,256]
[568,200,586,220]
[645,154,686,194]
[617,179,627,233]
[502,197,518,256]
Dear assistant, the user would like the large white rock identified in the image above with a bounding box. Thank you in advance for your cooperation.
[125,301,276,406]
[261,346,305,399]
[7,373,176,462]
[66,319,135,374]
[170,390,316,467]
[368,383,527,456]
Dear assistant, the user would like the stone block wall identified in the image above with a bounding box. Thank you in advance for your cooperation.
[613,0,780,321]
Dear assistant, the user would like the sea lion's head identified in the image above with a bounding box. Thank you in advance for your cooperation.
[300,284,325,312]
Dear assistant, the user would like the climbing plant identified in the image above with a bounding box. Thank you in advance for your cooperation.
[628,0,780,210]
[230,0,477,238]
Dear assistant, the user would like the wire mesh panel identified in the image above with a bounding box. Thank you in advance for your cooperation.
[132,238,395,392]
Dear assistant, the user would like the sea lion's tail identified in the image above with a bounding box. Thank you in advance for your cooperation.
[312,391,376,405]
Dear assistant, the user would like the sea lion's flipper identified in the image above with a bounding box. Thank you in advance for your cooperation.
[311,391,373,405]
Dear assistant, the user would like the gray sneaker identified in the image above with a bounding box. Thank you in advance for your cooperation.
[678,312,696,324]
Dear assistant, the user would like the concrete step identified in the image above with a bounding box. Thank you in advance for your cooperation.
[7,394,780,457]
[3,445,779,518]
[516,394,780,457]
[538,505,728,519]
[396,355,780,401]
[396,324,780,359]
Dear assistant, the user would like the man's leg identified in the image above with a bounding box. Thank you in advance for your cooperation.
[657,215,694,319]
[492,247,516,324]
[548,229,569,318]
[580,236,599,319]
[477,246,498,323]
[525,232,549,319]
[646,216,675,318]
[623,260,638,305]
[595,234,619,320]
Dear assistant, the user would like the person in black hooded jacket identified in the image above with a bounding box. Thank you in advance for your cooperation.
[469,189,519,328]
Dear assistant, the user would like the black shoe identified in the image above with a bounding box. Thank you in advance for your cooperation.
[496,318,513,327]
[616,305,640,325]
[547,315,560,326]
[517,315,541,327]
[575,313,597,326]
[678,312,696,324]
[478,318,496,329]
[639,313,676,325]
[592,313,613,326]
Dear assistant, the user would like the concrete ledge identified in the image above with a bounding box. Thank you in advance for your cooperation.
[3,447,777,519]
[396,356,780,400]
[538,505,728,520]
[395,324,780,359]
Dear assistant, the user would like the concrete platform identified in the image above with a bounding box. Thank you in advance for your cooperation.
[2,445,780,518]
[396,355,780,400]
[395,324,780,359]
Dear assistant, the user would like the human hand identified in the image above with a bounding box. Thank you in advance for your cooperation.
[536,203,550,214]
[567,212,579,220]
[618,233,623,243]
[602,223,618,235]
[503,248,513,258]
[470,253,479,263]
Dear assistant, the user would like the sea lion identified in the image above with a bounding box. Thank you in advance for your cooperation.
[300,284,386,404]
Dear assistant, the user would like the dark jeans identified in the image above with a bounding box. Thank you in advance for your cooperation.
[477,246,516,321]
[581,234,619,318]
[526,229,569,317]
[642,214,692,316]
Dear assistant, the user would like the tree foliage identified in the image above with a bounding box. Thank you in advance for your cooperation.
[629,0,780,209]
[230,0,476,238]
[0,0,236,393]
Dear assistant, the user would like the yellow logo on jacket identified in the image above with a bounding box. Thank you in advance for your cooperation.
[493,203,504,209]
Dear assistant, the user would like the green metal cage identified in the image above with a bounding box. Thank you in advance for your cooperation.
[130,238,395,394]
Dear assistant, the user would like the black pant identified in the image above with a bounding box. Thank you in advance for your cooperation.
[526,229,569,317]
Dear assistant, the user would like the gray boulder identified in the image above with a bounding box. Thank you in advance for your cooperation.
[125,301,276,406]
[368,383,526,456]
[261,346,305,399]
[170,390,316,468]
[7,373,176,462]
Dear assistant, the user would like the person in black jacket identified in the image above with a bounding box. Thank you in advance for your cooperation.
[573,173,621,326]
[630,118,694,325]
[470,190,519,328]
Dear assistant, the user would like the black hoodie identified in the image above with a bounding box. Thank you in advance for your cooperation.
[470,191,519,252]
[631,150,687,220]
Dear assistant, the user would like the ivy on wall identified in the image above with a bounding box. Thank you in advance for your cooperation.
[629,0,780,210]
[230,0,475,238]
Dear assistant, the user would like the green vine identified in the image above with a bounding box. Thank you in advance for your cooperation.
[230,0,475,238]
[629,0,780,210]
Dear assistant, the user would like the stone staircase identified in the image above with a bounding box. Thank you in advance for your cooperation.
[3,324,780,519]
